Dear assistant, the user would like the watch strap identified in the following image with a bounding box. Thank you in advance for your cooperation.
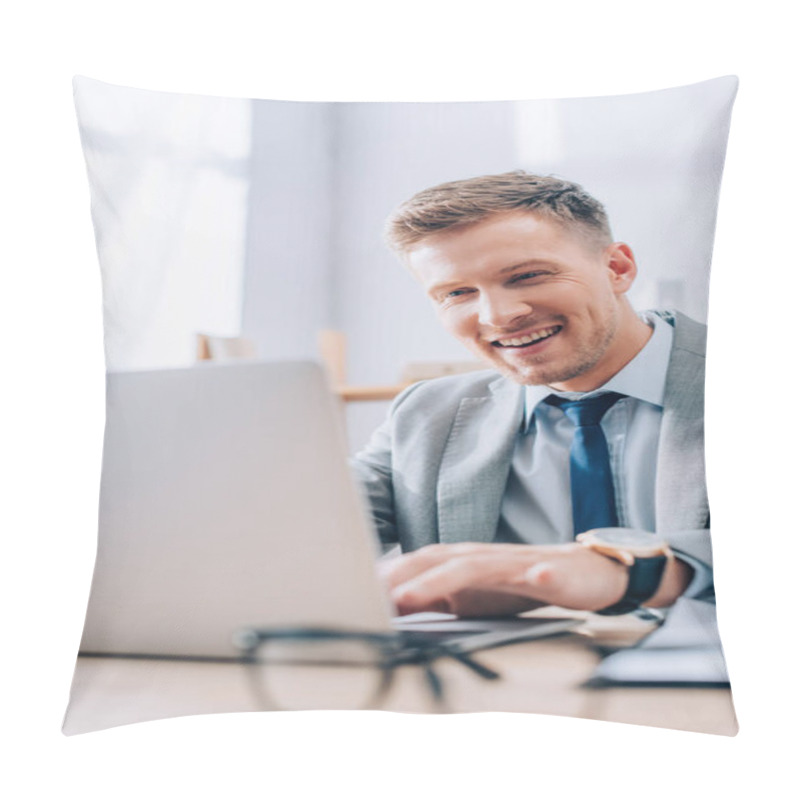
[596,554,668,616]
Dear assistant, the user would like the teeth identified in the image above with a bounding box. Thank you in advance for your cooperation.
[496,326,559,347]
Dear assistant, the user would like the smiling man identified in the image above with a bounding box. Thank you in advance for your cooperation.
[353,171,712,618]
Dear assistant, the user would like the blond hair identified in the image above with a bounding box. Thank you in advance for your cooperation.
[385,171,612,253]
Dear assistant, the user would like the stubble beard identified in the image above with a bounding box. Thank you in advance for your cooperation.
[491,312,620,387]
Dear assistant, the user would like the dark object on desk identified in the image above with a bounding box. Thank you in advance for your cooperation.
[585,598,732,688]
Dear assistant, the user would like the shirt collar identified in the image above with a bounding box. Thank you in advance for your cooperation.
[522,312,674,431]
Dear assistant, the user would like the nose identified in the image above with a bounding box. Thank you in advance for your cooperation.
[477,290,531,329]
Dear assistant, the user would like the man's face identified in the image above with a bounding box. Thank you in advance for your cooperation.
[406,211,640,390]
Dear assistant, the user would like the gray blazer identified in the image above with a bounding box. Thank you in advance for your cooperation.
[353,311,712,571]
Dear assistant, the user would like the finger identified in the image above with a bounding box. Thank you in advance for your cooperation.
[425,588,547,618]
[391,552,547,614]
[380,542,539,590]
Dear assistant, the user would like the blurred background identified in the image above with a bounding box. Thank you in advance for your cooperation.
[74,76,735,450]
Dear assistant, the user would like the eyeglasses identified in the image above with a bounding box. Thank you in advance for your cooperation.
[233,626,502,712]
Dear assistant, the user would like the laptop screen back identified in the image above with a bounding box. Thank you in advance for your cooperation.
[79,361,394,659]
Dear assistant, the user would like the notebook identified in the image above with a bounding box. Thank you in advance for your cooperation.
[78,360,577,660]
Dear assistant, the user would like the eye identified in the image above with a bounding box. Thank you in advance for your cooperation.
[509,270,546,284]
[437,287,475,304]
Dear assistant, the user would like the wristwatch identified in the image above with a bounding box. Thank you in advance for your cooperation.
[576,528,671,616]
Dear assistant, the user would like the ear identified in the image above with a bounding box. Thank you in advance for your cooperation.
[604,243,637,294]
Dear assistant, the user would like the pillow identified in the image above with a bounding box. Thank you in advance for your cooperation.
[64,75,738,736]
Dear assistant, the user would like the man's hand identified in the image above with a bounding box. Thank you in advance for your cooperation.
[379,542,691,617]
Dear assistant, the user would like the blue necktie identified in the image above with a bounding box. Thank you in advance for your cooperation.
[545,392,624,537]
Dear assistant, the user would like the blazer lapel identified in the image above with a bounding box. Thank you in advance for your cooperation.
[656,314,710,531]
[437,378,524,544]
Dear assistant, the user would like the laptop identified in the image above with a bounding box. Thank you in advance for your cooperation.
[78,360,577,661]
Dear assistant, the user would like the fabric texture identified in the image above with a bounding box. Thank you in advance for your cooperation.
[67,75,738,735]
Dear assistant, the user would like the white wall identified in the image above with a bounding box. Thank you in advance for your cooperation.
[74,77,252,371]
[241,100,335,360]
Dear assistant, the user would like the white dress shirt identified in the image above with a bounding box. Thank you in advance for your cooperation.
[495,313,710,597]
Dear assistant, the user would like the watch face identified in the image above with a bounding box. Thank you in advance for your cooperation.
[588,528,664,548]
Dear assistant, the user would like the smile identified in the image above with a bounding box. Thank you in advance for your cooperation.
[491,325,562,348]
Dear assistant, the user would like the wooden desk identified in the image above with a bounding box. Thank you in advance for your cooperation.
[63,613,737,736]
[336,384,410,402]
